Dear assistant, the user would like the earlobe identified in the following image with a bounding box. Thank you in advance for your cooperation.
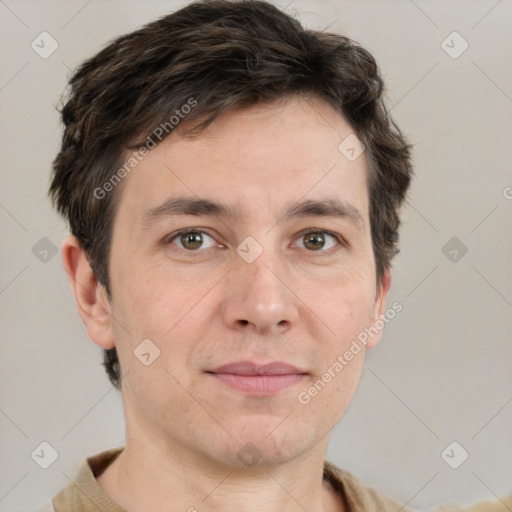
[61,235,116,349]
[366,267,392,349]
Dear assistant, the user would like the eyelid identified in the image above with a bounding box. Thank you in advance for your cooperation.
[165,228,219,248]
[293,227,347,253]
[164,227,347,253]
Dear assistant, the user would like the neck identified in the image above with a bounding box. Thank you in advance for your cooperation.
[97,426,344,512]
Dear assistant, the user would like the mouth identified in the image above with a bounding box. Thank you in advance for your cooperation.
[205,361,308,396]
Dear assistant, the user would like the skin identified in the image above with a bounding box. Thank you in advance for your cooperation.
[62,95,391,512]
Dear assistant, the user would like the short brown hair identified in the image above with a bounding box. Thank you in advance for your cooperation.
[49,0,413,390]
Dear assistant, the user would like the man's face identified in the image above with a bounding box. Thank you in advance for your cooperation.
[104,96,389,468]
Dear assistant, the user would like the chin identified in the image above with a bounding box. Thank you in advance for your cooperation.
[209,423,314,469]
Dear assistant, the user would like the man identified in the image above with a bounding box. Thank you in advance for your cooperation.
[46,1,414,510]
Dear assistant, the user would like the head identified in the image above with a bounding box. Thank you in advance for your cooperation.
[50,0,412,467]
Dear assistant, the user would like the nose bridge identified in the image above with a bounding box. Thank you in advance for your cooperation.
[222,238,299,332]
[244,243,285,299]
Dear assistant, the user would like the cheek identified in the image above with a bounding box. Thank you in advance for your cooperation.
[112,258,197,334]
[110,262,217,377]
[307,267,377,346]
[110,273,196,415]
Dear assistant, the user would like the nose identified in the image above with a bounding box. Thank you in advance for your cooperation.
[220,247,299,335]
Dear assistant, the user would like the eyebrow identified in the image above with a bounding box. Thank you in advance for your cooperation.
[140,195,365,231]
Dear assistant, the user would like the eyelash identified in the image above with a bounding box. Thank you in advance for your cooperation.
[165,228,346,256]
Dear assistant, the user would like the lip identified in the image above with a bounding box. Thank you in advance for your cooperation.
[209,361,306,376]
[206,361,308,396]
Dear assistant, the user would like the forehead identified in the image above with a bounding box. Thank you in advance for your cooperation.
[114,96,369,225]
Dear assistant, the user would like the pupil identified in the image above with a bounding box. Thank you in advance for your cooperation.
[183,232,202,249]
[305,232,324,250]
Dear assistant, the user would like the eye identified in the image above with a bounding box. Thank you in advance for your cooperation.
[165,228,344,255]
[294,229,343,253]
[167,230,217,251]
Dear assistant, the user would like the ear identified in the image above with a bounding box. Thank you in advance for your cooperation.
[61,235,116,349]
[365,267,392,349]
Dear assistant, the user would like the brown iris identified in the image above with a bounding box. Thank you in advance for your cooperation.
[303,232,325,251]
[180,231,204,250]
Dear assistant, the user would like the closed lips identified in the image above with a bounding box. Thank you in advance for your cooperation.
[207,361,307,375]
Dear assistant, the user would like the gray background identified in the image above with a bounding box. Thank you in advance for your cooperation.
[1,1,511,510]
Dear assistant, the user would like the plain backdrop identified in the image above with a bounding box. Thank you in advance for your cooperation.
[1,1,511,511]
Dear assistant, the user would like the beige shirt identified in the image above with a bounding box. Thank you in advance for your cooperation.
[49,447,407,511]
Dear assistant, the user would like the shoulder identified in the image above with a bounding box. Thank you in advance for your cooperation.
[323,460,512,512]
[50,447,125,511]
[434,495,512,512]
[323,460,407,511]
